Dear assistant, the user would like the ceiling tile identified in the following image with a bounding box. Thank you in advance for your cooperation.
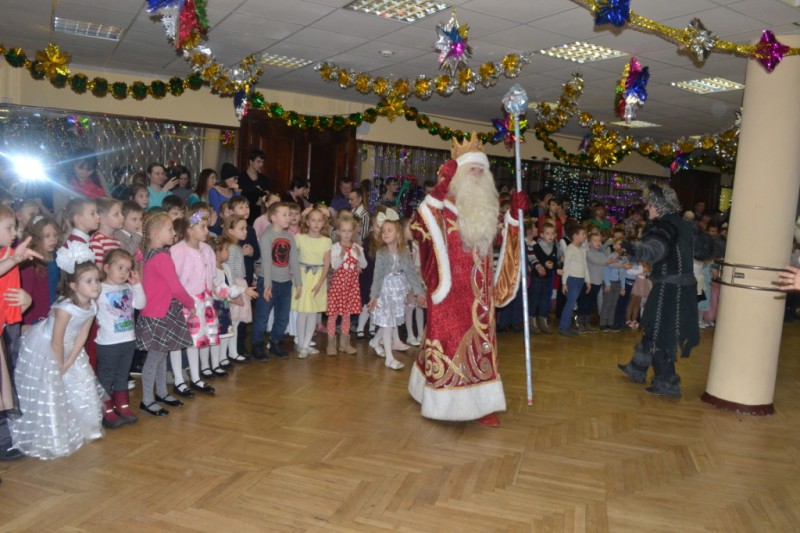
[460,0,574,24]
[312,9,406,39]
[214,13,303,41]
[728,0,800,26]
[285,27,369,52]
[55,0,145,13]
[238,0,336,24]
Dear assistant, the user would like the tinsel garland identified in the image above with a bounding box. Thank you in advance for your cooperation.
[245,92,526,146]
[531,73,739,173]
[316,51,533,101]
[577,0,800,67]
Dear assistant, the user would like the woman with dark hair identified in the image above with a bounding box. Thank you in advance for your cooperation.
[209,163,240,214]
[281,177,310,209]
[187,168,217,207]
[67,148,108,200]
[146,162,178,210]
[169,165,192,201]
[378,177,400,208]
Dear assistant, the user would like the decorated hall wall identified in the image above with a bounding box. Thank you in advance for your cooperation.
[2,62,674,180]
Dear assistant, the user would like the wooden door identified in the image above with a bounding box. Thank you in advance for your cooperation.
[238,111,357,203]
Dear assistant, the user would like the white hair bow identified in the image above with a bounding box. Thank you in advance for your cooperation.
[375,209,399,228]
[56,242,95,274]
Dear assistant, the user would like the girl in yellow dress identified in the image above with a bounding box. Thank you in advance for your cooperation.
[293,208,331,358]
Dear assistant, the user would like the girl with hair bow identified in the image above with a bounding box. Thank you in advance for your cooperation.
[11,241,106,459]
[367,208,425,370]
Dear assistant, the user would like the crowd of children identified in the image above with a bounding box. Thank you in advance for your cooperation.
[0,163,438,463]
[508,194,729,339]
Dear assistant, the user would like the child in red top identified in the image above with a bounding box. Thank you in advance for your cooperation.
[0,204,39,462]
[135,213,194,417]
[89,198,123,266]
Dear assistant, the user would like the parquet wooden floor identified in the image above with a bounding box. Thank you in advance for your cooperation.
[3,320,800,532]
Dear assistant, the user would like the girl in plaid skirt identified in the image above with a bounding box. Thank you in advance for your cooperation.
[135,213,194,417]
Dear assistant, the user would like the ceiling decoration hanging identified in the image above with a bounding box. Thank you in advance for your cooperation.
[1,42,206,99]
[435,11,472,76]
[575,0,800,71]
[532,73,739,173]
[147,0,262,96]
[615,57,649,123]
[315,51,533,101]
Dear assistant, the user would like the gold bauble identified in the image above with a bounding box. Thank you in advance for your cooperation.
[354,74,371,94]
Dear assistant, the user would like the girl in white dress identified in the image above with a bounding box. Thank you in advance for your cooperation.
[367,210,425,370]
[11,243,104,460]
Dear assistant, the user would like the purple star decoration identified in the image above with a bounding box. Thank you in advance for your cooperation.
[754,30,789,73]
[594,0,630,28]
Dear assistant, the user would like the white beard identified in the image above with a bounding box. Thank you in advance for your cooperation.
[450,166,499,255]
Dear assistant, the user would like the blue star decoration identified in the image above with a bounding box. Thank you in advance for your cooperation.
[753,29,790,73]
[594,0,630,28]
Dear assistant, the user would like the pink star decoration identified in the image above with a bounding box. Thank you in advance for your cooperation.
[753,30,789,73]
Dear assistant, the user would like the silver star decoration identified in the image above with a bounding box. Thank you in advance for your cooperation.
[434,12,471,76]
[682,18,717,62]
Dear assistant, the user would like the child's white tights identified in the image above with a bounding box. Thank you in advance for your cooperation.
[375,326,404,370]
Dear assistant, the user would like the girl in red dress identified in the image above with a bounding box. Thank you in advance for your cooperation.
[326,216,366,355]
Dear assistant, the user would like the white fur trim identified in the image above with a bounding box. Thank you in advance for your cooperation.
[505,209,519,227]
[408,364,506,421]
[425,195,444,210]
[443,199,457,214]
[419,200,451,305]
[455,151,490,168]
[494,211,521,308]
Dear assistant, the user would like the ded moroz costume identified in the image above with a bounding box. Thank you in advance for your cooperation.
[408,133,527,426]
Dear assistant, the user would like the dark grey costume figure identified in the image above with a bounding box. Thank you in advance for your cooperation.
[617,185,699,397]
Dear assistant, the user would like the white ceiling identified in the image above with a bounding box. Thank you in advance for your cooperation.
[3,0,800,140]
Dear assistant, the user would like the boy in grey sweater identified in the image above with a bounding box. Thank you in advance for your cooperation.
[251,202,302,360]
[577,232,609,333]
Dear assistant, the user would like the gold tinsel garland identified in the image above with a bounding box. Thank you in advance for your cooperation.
[0,42,249,99]
[577,0,800,61]
[531,73,739,172]
[316,51,533,102]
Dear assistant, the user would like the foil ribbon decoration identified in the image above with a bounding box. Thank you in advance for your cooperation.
[681,18,717,63]
[594,0,630,28]
[753,29,789,73]
[434,11,472,76]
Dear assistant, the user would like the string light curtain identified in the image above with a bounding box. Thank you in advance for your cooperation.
[0,106,204,189]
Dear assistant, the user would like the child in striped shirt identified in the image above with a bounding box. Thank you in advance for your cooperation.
[89,198,123,266]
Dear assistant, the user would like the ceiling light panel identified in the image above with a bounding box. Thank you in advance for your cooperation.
[344,0,450,23]
[671,77,745,94]
[538,41,627,63]
[258,53,314,69]
[53,17,122,41]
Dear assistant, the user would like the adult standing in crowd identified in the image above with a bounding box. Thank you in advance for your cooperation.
[209,163,240,215]
[238,149,270,225]
[281,178,311,209]
[187,168,218,207]
[617,185,699,398]
[378,178,400,208]
[330,178,354,212]
[146,162,178,210]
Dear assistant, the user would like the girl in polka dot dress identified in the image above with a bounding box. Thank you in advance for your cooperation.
[326,216,367,355]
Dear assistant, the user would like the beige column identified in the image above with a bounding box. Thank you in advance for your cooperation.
[703,35,800,414]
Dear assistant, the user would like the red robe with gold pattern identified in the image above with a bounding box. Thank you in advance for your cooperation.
[408,196,521,421]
